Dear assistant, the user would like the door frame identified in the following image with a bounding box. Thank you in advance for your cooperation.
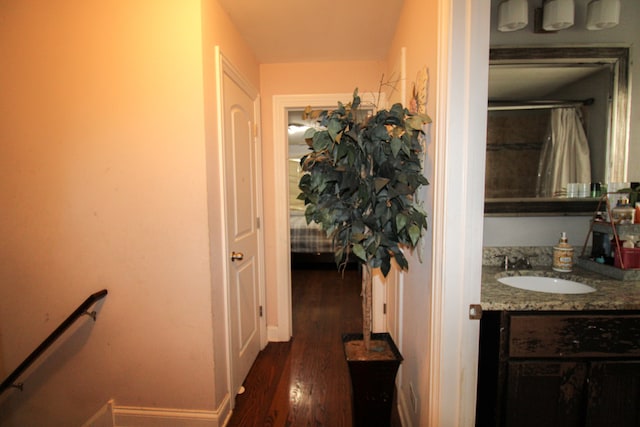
[426,0,490,425]
[215,47,267,402]
[271,93,387,342]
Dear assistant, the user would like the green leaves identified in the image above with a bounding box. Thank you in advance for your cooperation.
[312,131,333,151]
[395,212,408,232]
[298,90,429,277]
[304,127,317,140]
[408,224,421,246]
[327,117,343,141]
[352,243,367,262]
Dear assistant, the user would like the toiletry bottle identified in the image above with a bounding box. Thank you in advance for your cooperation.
[612,198,635,224]
[553,232,574,272]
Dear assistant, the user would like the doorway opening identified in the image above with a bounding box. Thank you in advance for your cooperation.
[273,95,350,342]
[286,108,339,270]
[272,93,383,341]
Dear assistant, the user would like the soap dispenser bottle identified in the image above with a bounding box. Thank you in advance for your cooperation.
[553,232,574,272]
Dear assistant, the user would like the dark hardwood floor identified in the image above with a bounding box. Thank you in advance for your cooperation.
[226,267,402,427]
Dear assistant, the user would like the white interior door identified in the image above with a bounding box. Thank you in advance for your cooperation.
[219,52,264,398]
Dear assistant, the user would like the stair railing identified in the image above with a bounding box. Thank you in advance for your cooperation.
[0,289,108,395]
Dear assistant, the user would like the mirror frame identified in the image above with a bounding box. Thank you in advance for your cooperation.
[485,46,630,215]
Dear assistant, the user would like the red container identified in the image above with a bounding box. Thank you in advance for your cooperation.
[613,247,640,269]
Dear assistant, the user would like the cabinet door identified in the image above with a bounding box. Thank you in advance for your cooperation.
[504,361,587,427]
[585,361,640,427]
[509,314,640,358]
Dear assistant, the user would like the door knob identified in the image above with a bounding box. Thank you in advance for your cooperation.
[231,251,244,262]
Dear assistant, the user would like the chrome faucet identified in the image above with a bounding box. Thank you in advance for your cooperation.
[512,257,533,270]
[497,255,534,270]
[497,255,513,270]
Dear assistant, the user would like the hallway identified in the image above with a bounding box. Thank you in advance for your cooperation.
[227,268,402,426]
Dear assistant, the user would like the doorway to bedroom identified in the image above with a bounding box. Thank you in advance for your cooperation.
[286,108,345,269]
[272,93,382,342]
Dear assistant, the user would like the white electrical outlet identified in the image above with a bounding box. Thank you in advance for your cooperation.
[409,382,418,414]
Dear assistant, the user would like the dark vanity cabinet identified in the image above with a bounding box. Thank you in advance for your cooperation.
[476,311,640,427]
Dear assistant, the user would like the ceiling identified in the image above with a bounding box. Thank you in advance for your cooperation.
[216,1,608,101]
[216,0,405,63]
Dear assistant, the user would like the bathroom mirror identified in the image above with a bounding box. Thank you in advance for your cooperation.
[484,47,629,215]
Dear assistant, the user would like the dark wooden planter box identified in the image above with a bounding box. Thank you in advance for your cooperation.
[343,332,403,427]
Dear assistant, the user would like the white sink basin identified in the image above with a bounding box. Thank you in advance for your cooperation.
[498,276,596,294]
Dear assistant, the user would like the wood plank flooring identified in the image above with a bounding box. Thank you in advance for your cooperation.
[226,268,402,427]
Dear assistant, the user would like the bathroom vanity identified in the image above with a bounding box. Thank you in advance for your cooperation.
[477,266,640,427]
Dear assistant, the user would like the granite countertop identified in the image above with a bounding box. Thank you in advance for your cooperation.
[481,265,640,311]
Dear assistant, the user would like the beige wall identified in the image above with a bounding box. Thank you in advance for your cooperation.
[0,0,258,424]
[201,0,261,409]
[386,0,439,425]
[259,61,385,324]
[258,7,441,421]
[0,0,444,424]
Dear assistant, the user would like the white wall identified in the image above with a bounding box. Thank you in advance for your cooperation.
[485,0,639,247]
[484,216,592,247]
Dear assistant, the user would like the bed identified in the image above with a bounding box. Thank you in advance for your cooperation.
[289,210,336,266]
[289,155,337,266]
[288,156,356,268]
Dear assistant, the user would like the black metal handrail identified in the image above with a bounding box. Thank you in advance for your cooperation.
[0,289,108,395]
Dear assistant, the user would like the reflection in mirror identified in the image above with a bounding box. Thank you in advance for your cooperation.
[484,47,629,214]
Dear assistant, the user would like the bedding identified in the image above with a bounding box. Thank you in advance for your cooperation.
[289,157,336,264]
[289,210,334,254]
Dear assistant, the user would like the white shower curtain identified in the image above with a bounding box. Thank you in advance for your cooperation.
[536,107,591,197]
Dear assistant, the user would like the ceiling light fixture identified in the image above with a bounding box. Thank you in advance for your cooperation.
[543,0,575,31]
[498,0,529,32]
[586,0,620,30]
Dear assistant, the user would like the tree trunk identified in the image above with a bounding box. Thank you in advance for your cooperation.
[362,264,372,351]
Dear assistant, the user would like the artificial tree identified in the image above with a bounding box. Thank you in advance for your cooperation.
[298,89,430,351]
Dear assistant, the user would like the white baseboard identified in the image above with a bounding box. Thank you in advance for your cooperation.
[113,406,219,427]
[84,394,231,427]
[267,325,290,342]
[82,399,115,427]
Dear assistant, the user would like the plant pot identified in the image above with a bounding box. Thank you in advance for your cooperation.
[342,332,403,427]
